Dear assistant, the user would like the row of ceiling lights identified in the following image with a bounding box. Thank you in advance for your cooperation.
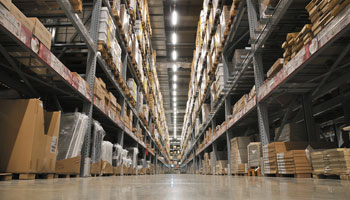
[172,3,178,139]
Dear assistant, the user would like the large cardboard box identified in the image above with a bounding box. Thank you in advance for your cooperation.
[55,155,81,174]
[29,17,52,49]
[0,99,60,173]
[9,3,35,32]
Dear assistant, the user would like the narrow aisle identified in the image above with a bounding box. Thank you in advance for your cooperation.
[0,175,349,200]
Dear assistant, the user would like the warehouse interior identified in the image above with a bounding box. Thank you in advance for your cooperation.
[1,0,350,199]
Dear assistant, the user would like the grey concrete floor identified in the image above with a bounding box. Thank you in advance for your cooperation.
[0,174,349,200]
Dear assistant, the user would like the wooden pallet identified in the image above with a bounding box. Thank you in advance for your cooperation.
[54,174,79,179]
[0,173,12,181]
[1,173,56,180]
[277,173,312,179]
[313,173,350,180]
[233,173,248,176]
[248,168,261,176]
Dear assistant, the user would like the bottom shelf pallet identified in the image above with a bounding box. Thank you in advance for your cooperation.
[0,173,56,181]
[248,168,261,176]
[313,173,350,180]
[54,174,79,179]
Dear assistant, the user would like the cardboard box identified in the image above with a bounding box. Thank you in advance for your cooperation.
[90,160,102,175]
[29,17,52,49]
[0,0,12,10]
[9,2,35,32]
[267,58,284,79]
[0,99,61,173]
[55,155,81,174]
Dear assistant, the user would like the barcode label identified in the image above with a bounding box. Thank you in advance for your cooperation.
[50,136,57,153]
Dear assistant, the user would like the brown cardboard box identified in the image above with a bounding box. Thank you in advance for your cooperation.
[9,3,35,32]
[28,17,52,49]
[101,160,113,174]
[90,160,102,175]
[55,155,81,174]
[0,0,12,10]
[0,99,60,173]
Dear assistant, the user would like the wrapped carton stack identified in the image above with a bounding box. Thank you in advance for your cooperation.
[311,148,350,175]
[248,142,261,168]
[277,150,312,175]
[230,137,251,174]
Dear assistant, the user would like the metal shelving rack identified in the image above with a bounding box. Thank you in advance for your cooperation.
[179,0,350,175]
[0,0,169,176]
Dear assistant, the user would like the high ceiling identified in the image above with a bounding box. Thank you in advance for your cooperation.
[149,0,202,140]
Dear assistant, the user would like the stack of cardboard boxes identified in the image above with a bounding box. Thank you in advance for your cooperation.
[230,137,251,174]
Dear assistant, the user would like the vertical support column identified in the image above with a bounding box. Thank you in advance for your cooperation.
[80,0,102,177]
[342,96,350,126]
[143,135,147,167]
[212,142,217,175]
[155,152,158,174]
[302,94,318,141]
[199,154,202,172]
[247,0,270,147]
[193,150,196,174]
[224,95,233,175]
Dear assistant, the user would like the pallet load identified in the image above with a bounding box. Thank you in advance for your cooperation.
[204,153,211,174]
[267,58,284,79]
[306,0,350,36]
[127,147,139,170]
[277,150,312,177]
[274,123,308,142]
[248,142,261,169]
[258,0,280,20]
[232,49,249,71]
[281,25,312,65]
[216,160,228,175]
[0,99,61,180]
[311,148,350,179]
[90,121,106,175]
[127,78,137,102]
[100,141,114,175]
[230,137,251,174]
[56,112,88,176]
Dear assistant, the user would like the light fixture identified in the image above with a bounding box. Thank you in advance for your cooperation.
[172,32,177,45]
[173,97,177,101]
[173,64,177,72]
[173,75,177,81]
[173,91,177,96]
[172,10,178,26]
[172,50,177,60]
[174,102,177,107]
[173,84,177,89]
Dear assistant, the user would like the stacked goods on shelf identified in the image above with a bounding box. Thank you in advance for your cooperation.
[267,58,284,79]
[11,0,83,13]
[90,121,106,175]
[127,78,137,102]
[232,94,248,115]
[232,49,249,71]
[0,99,61,177]
[99,7,120,73]
[203,153,212,174]
[248,142,261,169]
[94,77,121,118]
[195,118,201,137]
[202,103,210,123]
[310,150,325,174]
[112,145,125,175]
[230,137,251,174]
[274,123,308,142]
[56,112,89,175]
[306,0,350,36]
[127,147,139,170]
[216,160,228,175]
[263,142,334,174]
[100,141,114,174]
[311,148,350,176]
[281,25,312,65]
[276,150,312,175]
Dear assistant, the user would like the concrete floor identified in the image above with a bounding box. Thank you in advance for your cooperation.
[0,174,349,200]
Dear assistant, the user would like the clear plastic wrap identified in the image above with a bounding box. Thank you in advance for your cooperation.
[112,144,123,166]
[101,141,113,165]
[57,112,89,160]
[90,120,105,163]
[127,147,139,168]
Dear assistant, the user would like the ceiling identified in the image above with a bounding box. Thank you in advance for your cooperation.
[149,0,202,140]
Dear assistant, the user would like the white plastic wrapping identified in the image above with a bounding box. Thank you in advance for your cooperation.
[57,112,89,160]
[127,147,139,168]
[112,144,124,166]
[101,141,113,165]
[91,120,106,163]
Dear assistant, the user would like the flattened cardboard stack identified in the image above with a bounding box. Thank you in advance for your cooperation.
[216,160,228,175]
[231,137,251,174]
[204,153,211,174]
[263,142,310,174]
[306,0,350,36]
[274,123,308,142]
[267,58,284,79]
[277,150,312,175]
[311,148,350,175]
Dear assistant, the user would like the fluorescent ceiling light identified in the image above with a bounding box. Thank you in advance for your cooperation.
[172,10,178,26]
[172,50,177,61]
[172,32,177,45]
[173,97,176,101]
[173,64,177,72]
[173,91,177,96]
[173,84,177,89]
[174,102,177,107]
[173,75,177,81]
